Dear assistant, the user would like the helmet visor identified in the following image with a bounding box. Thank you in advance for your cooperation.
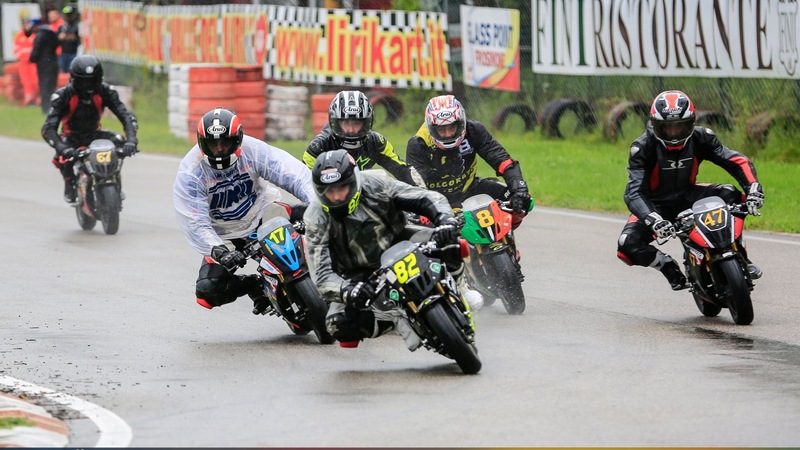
[73,77,101,95]
[653,119,694,144]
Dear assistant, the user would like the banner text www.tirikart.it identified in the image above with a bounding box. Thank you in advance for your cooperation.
[80,1,451,90]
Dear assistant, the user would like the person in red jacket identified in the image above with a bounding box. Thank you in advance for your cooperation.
[616,90,765,290]
[13,17,39,106]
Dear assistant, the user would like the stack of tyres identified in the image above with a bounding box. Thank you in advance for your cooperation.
[265,85,309,141]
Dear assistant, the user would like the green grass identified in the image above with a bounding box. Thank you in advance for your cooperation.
[2,85,797,234]
[0,417,35,429]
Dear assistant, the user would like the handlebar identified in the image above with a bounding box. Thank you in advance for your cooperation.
[656,203,751,245]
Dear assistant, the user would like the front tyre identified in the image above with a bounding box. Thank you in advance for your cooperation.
[97,184,121,235]
[718,259,754,325]
[290,277,334,344]
[423,301,481,375]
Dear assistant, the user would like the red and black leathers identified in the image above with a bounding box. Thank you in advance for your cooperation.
[618,124,760,268]
[406,119,528,210]
[42,82,138,153]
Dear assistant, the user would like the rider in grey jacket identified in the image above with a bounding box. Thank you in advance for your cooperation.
[304,150,463,348]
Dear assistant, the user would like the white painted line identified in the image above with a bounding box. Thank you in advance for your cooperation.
[536,206,800,246]
[0,375,132,447]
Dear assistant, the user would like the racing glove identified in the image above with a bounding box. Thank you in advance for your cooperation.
[210,245,247,272]
[341,281,376,309]
[510,189,532,214]
[745,182,764,216]
[60,147,77,160]
[122,142,138,157]
[432,214,460,247]
[645,212,675,240]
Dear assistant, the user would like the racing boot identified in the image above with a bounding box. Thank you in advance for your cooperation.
[457,275,484,311]
[63,178,77,205]
[245,276,271,315]
[658,258,689,291]
[746,262,763,280]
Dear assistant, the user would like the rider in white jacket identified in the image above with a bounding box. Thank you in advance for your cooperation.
[173,107,314,313]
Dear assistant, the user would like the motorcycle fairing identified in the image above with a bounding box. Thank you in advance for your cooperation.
[689,196,734,249]
[460,194,512,245]
[256,217,302,272]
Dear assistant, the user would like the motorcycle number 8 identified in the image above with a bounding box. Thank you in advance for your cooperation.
[392,254,420,284]
[95,151,113,163]
[475,209,495,228]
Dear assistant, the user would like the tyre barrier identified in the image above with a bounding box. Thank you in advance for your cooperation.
[310,92,337,134]
[695,110,733,131]
[603,101,649,140]
[491,103,537,131]
[366,91,403,123]
[265,85,309,141]
[745,112,800,146]
[540,98,597,138]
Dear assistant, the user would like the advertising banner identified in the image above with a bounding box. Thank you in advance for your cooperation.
[265,7,451,90]
[460,5,520,91]
[532,0,800,79]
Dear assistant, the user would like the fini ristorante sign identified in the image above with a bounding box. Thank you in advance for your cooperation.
[532,0,799,78]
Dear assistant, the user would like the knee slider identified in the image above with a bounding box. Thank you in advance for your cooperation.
[326,309,375,341]
[195,277,235,307]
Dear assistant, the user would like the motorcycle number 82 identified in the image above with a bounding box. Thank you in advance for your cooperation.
[391,254,420,284]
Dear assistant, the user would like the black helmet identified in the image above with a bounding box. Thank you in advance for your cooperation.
[328,91,373,149]
[649,90,696,150]
[196,107,244,170]
[311,149,362,218]
[69,55,103,98]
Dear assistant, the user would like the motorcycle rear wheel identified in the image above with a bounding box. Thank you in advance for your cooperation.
[718,259,754,325]
[423,301,481,375]
[97,184,121,235]
[75,204,97,231]
[290,277,334,344]
[482,251,525,315]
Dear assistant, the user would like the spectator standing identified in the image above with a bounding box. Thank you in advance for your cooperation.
[28,18,59,113]
[57,6,80,73]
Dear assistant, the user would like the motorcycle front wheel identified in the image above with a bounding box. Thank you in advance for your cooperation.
[97,184,121,235]
[290,277,334,344]
[482,251,525,315]
[718,259,754,325]
[423,301,481,375]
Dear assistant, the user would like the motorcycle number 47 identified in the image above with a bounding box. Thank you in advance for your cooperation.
[700,208,728,230]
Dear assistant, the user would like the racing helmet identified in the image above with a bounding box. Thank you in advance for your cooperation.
[69,55,104,98]
[425,95,467,150]
[196,107,244,170]
[649,90,696,151]
[311,149,362,218]
[328,91,373,149]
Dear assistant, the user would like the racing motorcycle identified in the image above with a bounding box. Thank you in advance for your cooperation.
[458,194,529,315]
[664,196,757,325]
[370,237,481,375]
[242,216,334,344]
[72,139,126,235]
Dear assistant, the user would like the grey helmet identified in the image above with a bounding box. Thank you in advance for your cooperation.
[328,91,373,149]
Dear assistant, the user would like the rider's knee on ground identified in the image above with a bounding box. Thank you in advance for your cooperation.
[326,308,377,341]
